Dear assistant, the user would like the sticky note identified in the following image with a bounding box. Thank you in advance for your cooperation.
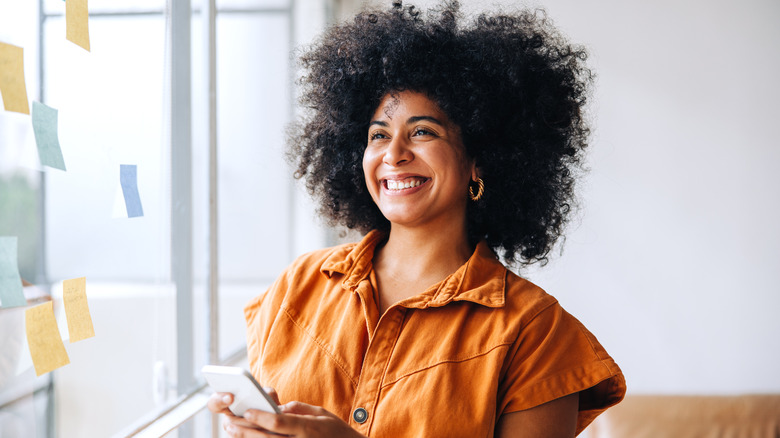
[0,237,26,308]
[63,277,94,342]
[0,42,30,114]
[25,301,70,376]
[120,164,144,218]
[32,102,67,171]
[66,0,90,51]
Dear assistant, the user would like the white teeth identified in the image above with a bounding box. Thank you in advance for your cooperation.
[386,178,424,190]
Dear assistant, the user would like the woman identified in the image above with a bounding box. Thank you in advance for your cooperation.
[208,1,626,436]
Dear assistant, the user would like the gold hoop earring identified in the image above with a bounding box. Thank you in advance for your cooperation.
[469,177,484,201]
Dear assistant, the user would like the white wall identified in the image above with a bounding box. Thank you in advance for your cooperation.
[340,0,780,394]
[495,0,780,394]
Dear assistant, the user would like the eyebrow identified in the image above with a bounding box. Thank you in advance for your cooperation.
[407,115,444,126]
[368,116,445,128]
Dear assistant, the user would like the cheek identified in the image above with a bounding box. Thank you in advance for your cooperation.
[362,152,378,193]
[361,153,370,182]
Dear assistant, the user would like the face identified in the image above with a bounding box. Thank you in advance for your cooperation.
[363,91,475,230]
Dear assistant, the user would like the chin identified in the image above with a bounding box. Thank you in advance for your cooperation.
[379,210,422,227]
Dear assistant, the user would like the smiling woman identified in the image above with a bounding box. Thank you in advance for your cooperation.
[207,1,626,437]
[363,91,474,235]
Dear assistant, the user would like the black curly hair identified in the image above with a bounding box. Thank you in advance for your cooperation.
[288,0,592,266]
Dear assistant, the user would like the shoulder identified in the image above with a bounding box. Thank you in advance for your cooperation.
[284,243,356,279]
[495,271,626,428]
[264,235,369,287]
[284,231,386,282]
[243,243,350,308]
[500,271,593,354]
[243,240,363,360]
[246,233,380,314]
[498,268,561,328]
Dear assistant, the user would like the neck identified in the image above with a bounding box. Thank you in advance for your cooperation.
[375,218,473,284]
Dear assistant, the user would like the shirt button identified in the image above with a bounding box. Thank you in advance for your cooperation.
[353,407,368,424]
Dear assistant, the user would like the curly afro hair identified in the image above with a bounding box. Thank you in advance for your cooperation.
[288,0,593,266]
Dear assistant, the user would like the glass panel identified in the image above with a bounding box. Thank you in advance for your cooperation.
[43,0,165,16]
[182,408,218,438]
[192,13,292,361]
[43,16,169,282]
[1,0,43,275]
[215,13,291,283]
[217,0,291,12]
[2,1,50,435]
[0,171,40,283]
[42,16,178,437]
[0,383,50,438]
[0,0,40,97]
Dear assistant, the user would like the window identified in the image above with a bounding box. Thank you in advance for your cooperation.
[0,0,328,435]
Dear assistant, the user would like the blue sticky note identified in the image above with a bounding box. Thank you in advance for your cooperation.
[0,236,26,308]
[120,164,144,218]
[32,101,67,171]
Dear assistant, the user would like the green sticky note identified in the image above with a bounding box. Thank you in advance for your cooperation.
[0,236,26,308]
[32,102,67,171]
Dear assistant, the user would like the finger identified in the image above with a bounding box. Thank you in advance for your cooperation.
[223,414,270,432]
[279,401,329,417]
[263,387,281,405]
[243,410,301,435]
[207,392,234,414]
[224,421,281,438]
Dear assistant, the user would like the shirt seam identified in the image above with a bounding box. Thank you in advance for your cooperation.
[380,341,514,389]
[517,298,560,336]
[495,297,559,390]
[576,319,615,378]
[280,304,359,388]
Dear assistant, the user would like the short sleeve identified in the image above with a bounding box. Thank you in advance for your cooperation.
[498,302,626,434]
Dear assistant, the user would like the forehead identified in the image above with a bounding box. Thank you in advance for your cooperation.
[372,91,449,122]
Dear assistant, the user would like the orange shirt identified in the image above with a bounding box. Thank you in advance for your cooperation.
[245,230,625,437]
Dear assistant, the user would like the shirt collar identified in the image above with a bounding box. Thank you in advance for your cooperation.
[320,230,506,308]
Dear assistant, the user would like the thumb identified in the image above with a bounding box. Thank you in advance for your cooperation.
[263,387,281,405]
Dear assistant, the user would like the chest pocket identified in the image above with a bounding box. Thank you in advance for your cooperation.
[382,303,515,384]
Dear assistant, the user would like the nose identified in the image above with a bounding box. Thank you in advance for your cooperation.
[383,136,413,167]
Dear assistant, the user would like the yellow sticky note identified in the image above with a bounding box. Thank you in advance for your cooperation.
[0,42,30,114]
[63,277,95,342]
[66,0,90,52]
[25,301,70,376]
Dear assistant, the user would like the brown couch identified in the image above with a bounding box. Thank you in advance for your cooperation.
[588,395,780,438]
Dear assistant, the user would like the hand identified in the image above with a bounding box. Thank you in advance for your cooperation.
[207,386,282,414]
[207,388,283,433]
[223,400,367,438]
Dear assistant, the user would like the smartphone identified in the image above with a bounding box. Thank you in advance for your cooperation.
[202,365,281,417]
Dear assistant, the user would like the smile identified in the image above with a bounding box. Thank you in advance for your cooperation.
[383,177,428,191]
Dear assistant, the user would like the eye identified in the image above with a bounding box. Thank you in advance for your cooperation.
[369,131,388,141]
[412,127,435,137]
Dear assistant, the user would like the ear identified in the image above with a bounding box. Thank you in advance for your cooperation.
[470,162,480,181]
